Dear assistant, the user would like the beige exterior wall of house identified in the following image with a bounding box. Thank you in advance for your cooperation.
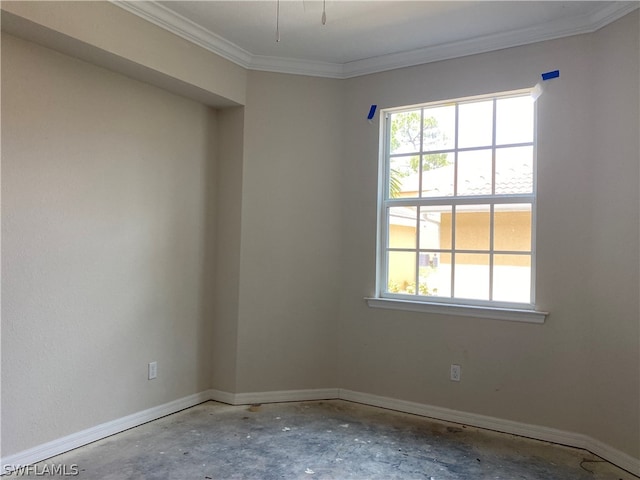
[387,225,417,289]
[389,209,531,290]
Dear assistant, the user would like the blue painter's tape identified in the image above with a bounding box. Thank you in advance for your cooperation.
[367,104,377,120]
[541,70,559,81]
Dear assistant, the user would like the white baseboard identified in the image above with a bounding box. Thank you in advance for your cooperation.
[1,391,211,475]
[232,388,340,405]
[586,437,640,478]
[339,389,640,477]
[209,388,339,406]
[2,388,638,477]
[340,389,585,445]
[208,388,237,405]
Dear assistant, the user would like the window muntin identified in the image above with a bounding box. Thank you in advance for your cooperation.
[379,90,536,308]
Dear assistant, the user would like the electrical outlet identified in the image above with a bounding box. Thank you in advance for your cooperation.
[148,361,157,380]
[450,364,461,382]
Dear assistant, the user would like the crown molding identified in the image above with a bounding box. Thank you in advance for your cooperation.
[589,0,640,30]
[341,1,640,78]
[112,0,253,67]
[249,55,345,79]
[112,1,639,80]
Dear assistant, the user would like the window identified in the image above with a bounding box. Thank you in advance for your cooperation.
[373,90,543,320]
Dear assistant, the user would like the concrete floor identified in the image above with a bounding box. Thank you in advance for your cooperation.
[11,400,638,479]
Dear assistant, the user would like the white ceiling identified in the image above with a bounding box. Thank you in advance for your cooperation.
[115,1,639,78]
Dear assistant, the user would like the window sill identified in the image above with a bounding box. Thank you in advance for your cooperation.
[365,297,547,324]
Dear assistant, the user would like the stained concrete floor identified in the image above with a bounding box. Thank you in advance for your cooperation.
[12,400,638,479]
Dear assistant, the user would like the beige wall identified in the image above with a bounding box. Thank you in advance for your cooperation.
[234,71,343,392]
[1,1,246,107]
[586,10,640,456]
[1,33,217,454]
[339,11,639,460]
[211,106,245,393]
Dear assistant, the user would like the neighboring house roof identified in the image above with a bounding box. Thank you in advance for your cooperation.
[389,162,532,225]
[399,161,532,197]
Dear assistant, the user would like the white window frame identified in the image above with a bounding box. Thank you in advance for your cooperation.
[367,89,547,323]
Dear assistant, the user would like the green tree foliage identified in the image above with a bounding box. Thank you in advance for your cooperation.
[390,111,421,153]
[390,111,450,171]
[389,168,403,198]
[389,110,451,198]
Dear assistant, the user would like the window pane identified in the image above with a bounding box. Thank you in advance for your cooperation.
[455,205,490,250]
[419,206,451,250]
[493,254,531,303]
[457,150,492,196]
[495,146,533,194]
[389,156,420,198]
[419,252,451,297]
[390,110,421,154]
[421,153,454,197]
[458,100,493,148]
[423,105,455,151]
[496,96,533,145]
[388,207,416,248]
[387,251,416,294]
[494,204,532,252]
[454,254,489,300]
